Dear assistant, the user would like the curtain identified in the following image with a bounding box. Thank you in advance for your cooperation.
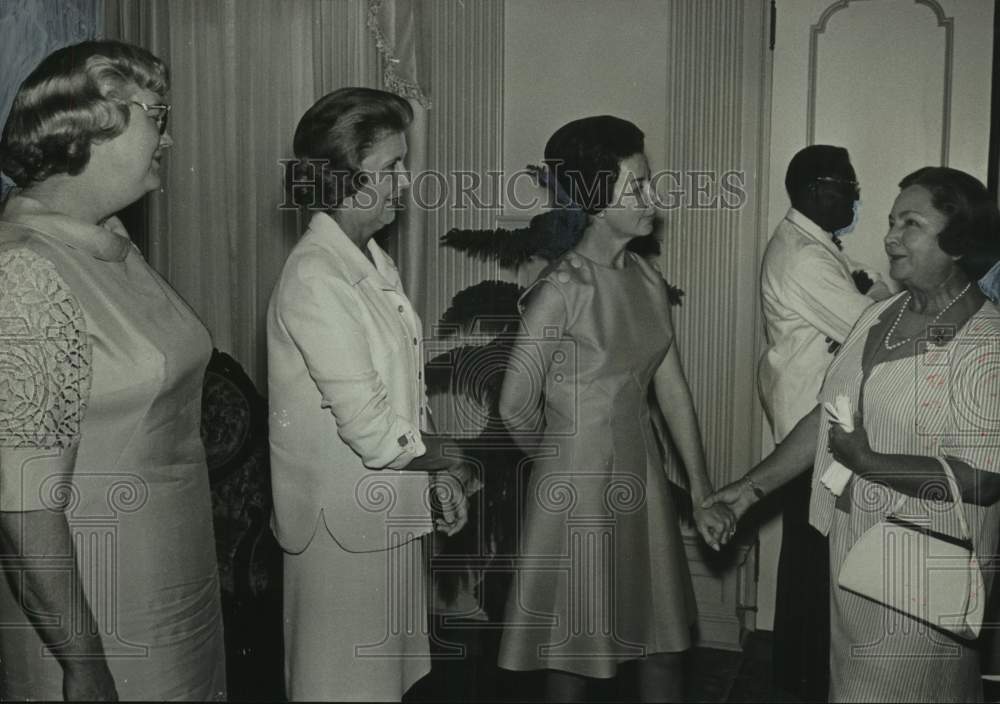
[105,0,379,385]
[368,0,506,336]
[365,0,432,322]
[103,0,501,383]
[0,0,104,197]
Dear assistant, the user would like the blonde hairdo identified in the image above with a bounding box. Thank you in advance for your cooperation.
[0,40,168,187]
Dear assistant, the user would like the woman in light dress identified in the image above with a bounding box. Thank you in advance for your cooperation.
[708,166,1000,702]
[497,115,734,702]
[0,40,226,701]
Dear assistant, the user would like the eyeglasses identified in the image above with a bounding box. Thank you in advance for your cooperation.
[129,100,171,135]
[814,176,860,197]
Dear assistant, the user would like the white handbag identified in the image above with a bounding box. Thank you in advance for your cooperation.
[837,456,986,639]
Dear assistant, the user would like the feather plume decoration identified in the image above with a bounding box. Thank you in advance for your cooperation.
[529,208,589,259]
[437,281,523,337]
[431,428,526,616]
[441,208,588,266]
[440,225,537,267]
[424,338,514,409]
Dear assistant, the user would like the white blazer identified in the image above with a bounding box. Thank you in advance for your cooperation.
[267,213,432,553]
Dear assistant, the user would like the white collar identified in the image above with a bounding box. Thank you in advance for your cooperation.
[784,207,842,257]
[304,212,401,291]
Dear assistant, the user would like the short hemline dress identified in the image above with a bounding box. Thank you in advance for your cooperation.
[497,250,697,680]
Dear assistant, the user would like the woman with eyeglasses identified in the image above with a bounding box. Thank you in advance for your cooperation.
[0,40,225,700]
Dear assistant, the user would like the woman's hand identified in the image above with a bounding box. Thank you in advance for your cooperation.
[702,480,757,522]
[700,478,761,546]
[430,470,468,536]
[693,503,735,552]
[828,416,873,473]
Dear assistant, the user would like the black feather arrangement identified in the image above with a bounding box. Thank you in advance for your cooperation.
[424,338,515,410]
[441,208,588,267]
[437,280,524,337]
[440,225,538,267]
[529,208,589,260]
[430,428,526,618]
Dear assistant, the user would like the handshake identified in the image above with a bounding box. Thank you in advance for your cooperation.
[694,476,764,551]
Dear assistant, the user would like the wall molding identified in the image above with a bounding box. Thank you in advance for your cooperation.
[661,0,770,648]
[806,0,954,164]
[423,0,506,334]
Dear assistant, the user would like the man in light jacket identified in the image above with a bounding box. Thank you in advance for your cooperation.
[759,144,890,702]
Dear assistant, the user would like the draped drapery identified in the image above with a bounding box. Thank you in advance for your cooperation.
[369,0,506,335]
[365,0,432,325]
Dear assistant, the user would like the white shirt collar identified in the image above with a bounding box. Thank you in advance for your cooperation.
[784,207,841,257]
[305,212,401,291]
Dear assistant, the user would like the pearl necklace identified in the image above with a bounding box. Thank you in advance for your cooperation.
[883,282,972,350]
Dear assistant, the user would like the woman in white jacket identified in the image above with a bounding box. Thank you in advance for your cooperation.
[267,87,467,702]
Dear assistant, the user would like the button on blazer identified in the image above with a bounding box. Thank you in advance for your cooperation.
[267,213,432,553]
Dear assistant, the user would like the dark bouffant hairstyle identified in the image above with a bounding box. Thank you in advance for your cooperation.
[899,166,1000,281]
[543,115,645,215]
[0,40,168,187]
[289,87,413,210]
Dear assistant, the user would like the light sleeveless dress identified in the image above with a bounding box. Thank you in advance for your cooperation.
[498,249,697,679]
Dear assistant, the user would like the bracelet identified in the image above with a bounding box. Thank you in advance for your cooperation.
[743,474,766,501]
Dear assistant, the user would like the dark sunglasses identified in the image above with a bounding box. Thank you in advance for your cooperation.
[129,100,171,135]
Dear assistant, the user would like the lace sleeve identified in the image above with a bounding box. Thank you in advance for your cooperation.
[0,247,91,449]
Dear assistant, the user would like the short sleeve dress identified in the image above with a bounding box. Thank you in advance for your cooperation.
[497,249,697,679]
[0,196,226,700]
[810,294,1000,703]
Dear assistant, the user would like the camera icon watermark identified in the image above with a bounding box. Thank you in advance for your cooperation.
[423,328,578,439]
[912,331,1000,439]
